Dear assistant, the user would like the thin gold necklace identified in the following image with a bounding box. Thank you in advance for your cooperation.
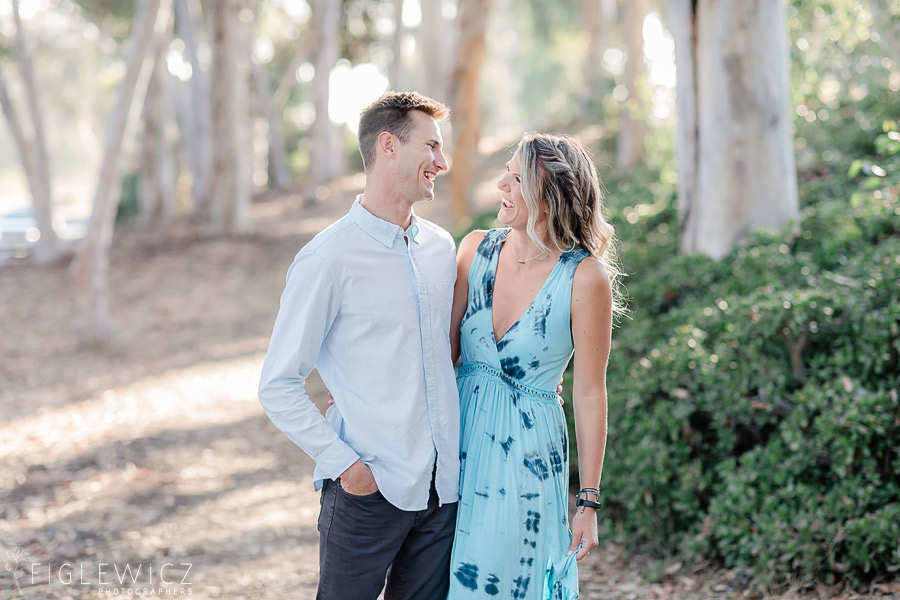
[508,234,548,264]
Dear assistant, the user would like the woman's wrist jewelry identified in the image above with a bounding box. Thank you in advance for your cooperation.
[575,498,602,510]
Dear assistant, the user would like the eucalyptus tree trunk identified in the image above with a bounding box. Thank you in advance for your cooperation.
[581,0,616,108]
[0,68,40,219]
[390,0,405,89]
[419,0,450,102]
[138,45,177,221]
[207,0,252,235]
[70,0,173,347]
[174,0,211,214]
[448,0,491,226]
[307,0,342,190]
[11,0,60,261]
[615,0,650,172]
[250,55,291,191]
[668,0,799,259]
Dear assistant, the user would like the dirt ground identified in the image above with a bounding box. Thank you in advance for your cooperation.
[1,149,896,599]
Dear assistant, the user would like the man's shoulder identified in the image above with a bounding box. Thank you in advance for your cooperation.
[415,216,456,251]
[299,214,356,257]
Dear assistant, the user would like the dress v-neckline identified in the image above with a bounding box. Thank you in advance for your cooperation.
[491,230,564,346]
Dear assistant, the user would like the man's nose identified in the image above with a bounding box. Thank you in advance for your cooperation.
[434,149,449,172]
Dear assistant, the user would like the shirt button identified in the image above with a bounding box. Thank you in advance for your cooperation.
[426,363,432,369]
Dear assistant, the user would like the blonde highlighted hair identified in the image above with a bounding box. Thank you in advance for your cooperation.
[518,132,626,315]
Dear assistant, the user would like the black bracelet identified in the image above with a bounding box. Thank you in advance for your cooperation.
[576,498,602,510]
[576,488,600,497]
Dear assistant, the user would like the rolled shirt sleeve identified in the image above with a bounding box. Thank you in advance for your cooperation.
[258,249,360,480]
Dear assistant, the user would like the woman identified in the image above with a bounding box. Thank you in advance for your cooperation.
[447,132,623,599]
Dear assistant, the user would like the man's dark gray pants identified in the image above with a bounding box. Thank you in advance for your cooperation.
[316,477,458,600]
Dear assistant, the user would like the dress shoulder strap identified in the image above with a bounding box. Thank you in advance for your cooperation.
[469,228,508,270]
[476,227,508,254]
[547,249,592,307]
[557,248,591,277]
[544,249,593,348]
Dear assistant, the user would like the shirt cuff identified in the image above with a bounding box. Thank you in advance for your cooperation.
[315,438,361,481]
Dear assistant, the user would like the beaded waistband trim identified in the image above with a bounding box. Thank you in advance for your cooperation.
[457,362,560,403]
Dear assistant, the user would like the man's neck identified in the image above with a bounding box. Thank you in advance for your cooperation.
[359,178,415,229]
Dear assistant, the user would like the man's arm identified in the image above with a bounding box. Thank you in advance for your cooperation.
[258,250,360,481]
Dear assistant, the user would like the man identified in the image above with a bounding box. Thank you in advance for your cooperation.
[258,91,459,600]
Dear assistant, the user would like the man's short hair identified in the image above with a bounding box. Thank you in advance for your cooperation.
[357,91,450,171]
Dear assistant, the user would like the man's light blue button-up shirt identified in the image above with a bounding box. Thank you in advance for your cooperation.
[258,198,460,510]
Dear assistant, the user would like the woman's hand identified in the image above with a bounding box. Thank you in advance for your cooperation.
[569,507,600,560]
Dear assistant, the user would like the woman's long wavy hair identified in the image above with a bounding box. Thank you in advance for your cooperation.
[519,132,626,316]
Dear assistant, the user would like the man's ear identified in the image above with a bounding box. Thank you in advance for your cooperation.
[377,131,394,160]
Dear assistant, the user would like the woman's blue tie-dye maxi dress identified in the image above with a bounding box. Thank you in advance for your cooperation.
[448,228,589,600]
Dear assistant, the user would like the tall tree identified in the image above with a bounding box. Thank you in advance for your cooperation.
[70,0,173,346]
[207,0,252,235]
[615,0,649,171]
[389,0,405,89]
[419,0,451,102]
[173,0,212,214]
[668,0,799,259]
[580,0,616,107]
[251,49,291,193]
[0,66,38,206]
[448,0,491,226]
[8,0,61,261]
[138,44,177,221]
[307,0,342,191]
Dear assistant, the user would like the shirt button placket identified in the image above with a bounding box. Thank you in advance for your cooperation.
[407,242,441,446]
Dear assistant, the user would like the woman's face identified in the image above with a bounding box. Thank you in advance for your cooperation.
[496,149,530,229]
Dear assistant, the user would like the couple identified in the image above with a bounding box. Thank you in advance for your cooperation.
[258,91,620,600]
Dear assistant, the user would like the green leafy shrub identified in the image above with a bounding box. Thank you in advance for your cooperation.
[579,120,900,588]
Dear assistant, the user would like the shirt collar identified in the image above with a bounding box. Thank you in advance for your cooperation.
[350,196,421,247]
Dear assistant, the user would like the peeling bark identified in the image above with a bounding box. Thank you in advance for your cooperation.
[670,0,798,259]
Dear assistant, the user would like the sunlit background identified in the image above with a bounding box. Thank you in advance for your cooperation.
[1,1,898,597]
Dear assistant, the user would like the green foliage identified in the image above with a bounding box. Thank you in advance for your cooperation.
[571,117,900,588]
[116,171,139,223]
[71,0,137,39]
[708,384,900,587]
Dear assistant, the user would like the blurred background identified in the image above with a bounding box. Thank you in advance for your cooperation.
[0,0,898,598]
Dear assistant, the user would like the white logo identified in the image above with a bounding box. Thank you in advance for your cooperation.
[4,545,193,597]
[4,547,30,597]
